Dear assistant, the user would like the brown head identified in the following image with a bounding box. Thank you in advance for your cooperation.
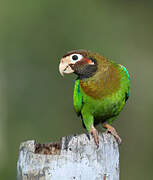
[59,50,98,79]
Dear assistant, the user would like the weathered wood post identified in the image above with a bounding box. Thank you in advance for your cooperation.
[17,132,119,180]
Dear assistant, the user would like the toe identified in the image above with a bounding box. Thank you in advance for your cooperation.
[105,127,122,144]
[116,135,122,144]
[90,126,99,147]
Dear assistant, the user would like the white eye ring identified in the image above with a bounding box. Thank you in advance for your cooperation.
[70,54,83,63]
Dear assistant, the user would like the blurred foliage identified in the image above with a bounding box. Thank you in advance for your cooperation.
[0,0,153,179]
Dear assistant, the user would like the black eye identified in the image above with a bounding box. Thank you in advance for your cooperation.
[70,54,83,62]
[72,55,78,60]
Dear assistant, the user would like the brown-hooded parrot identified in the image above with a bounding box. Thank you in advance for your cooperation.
[59,50,130,146]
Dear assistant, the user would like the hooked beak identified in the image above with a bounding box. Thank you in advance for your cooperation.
[59,57,74,76]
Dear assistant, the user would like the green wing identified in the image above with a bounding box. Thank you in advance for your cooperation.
[120,64,130,100]
[73,79,83,116]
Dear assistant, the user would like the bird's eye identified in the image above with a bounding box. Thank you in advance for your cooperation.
[70,54,83,63]
[72,55,78,60]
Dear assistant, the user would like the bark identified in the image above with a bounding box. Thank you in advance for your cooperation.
[17,132,119,180]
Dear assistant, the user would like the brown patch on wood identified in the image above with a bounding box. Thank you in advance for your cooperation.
[103,174,106,180]
[35,142,61,155]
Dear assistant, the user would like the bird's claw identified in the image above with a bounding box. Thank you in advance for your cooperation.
[90,126,99,148]
[106,126,122,144]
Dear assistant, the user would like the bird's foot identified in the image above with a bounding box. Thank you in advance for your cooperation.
[90,126,99,147]
[102,123,122,144]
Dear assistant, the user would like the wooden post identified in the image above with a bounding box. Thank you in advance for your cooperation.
[17,132,119,180]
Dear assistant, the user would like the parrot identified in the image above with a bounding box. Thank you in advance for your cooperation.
[59,50,130,146]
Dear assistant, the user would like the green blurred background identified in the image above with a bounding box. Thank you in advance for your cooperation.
[0,0,153,179]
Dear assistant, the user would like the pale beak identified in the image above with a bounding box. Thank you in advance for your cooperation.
[59,57,74,76]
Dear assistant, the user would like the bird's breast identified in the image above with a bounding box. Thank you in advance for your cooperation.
[80,65,121,99]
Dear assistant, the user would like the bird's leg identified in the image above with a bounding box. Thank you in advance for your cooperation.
[81,110,99,147]
[102,123,122,144]
[90,125,99,147]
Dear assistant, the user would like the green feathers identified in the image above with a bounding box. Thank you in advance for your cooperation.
[72,51,130,131]
[73,79,83,116]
